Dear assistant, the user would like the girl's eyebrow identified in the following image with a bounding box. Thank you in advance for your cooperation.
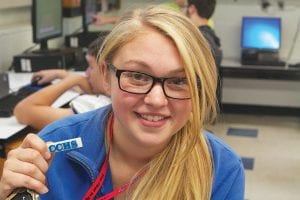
[122,60,186,75]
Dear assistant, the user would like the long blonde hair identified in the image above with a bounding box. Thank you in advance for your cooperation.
[97,6,217,200]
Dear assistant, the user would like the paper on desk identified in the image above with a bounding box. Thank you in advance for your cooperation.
[0,90,80,140]
[51,90,80,108]
[0,117,26,140]
[8,72,32,91]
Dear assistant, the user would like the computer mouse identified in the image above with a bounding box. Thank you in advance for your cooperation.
[31,76,41,86]
[31,76,51,87]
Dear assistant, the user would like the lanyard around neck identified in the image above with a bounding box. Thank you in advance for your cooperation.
[82,113,141,200]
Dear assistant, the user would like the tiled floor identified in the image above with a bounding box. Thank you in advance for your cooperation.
[209,114,300,200]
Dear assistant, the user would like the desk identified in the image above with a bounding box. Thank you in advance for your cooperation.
[0,72,80,176]
[220,59,300,116]
[220,59,300,81]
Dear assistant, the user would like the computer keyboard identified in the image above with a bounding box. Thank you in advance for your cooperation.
[288,63,300,68]
[0,86,39,117]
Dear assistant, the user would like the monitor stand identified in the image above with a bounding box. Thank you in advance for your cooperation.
[31,41,62,55]
[32,48,62,55]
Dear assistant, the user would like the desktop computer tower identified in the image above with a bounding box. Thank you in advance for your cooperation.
[241,49,283,66]
[65,31,110,48]
[13,47,85,72]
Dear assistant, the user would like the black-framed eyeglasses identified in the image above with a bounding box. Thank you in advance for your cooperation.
[107,63,191,100]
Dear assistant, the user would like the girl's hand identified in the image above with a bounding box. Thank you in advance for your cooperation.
[0,134,52,199]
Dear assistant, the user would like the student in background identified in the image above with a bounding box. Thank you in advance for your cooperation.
[92,1,188,26]
[183,0,223,107]
[167,0,213,26]
[93,0,222,65]
[13,38,110,130]
[92,13,120,26]
[0,6,244,200]
[92,0,121,26]
[184,0,222,66]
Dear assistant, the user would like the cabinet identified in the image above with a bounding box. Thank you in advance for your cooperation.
[220,59,300,116]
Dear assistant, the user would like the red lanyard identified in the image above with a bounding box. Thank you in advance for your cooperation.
[83,114,141,200]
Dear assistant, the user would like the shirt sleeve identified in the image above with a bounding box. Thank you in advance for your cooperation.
[227,163,245,200]
[206,132,245,200]
[70,94,111,114]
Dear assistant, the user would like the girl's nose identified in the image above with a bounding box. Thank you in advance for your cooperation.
[144,83,168,107]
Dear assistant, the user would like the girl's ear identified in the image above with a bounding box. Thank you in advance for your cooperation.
[99,61,111,96]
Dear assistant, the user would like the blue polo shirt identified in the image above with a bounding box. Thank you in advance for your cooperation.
[38,105,245,199]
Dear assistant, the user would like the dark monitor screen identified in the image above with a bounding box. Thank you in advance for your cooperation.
[241,16,281,51]
[82,0,97,32]
[32,0,63,50]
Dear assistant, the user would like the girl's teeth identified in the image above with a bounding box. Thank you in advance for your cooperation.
[141,114,164,122]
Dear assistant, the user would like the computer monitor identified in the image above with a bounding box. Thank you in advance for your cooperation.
[241,16,281,51]
[64,0,109,49]
[81,0,98,33]
[32,0,63,52]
